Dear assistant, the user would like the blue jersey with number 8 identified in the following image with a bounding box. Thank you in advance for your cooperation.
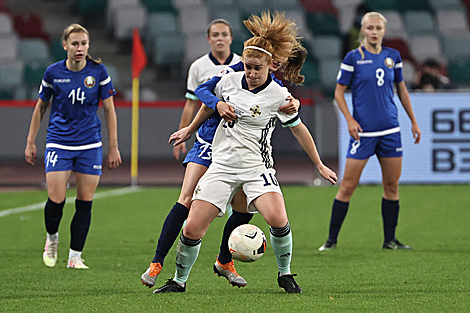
[337,47,403,133]
[39,59,116,146]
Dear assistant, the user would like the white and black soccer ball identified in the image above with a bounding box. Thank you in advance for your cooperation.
[228,224,267,262]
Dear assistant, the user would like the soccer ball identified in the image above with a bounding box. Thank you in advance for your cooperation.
[228,224,267,262]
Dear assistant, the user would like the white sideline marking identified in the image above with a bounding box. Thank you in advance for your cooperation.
[0,186,140,218]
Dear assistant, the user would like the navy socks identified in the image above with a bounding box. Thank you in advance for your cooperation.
[327,199,349,243]
[382,198,399,242]
[218,211,253,264]
[70,199,92,252]
[44,198,65,234]
[152,202,189,265]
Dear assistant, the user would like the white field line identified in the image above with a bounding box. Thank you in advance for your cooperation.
[0,186,141,218]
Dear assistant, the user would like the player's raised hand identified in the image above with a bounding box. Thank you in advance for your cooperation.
[217,101,236,122]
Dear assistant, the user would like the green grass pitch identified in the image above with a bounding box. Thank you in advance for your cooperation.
[0,185,469,312]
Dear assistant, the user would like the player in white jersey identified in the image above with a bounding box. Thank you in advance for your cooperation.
[154,34,337,294]
[25,24,121,269]
[174,19,241,161]
[141,15,301,289]
[318,12,421,252]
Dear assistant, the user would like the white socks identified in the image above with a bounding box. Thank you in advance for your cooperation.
[69,249,82,259]
[47,232,59,242]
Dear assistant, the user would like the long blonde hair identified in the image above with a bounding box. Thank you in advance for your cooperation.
[62,23,101,64]
[243,11,306,85]
[357,12,387,59]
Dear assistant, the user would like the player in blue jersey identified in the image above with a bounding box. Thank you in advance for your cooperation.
[25,24,121,269]
[141,12,302,289]
[154,30,337,294]
[318,12,421,252]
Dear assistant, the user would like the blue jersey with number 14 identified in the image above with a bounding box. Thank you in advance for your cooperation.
[39,59,116,147]
[337,47,403,133]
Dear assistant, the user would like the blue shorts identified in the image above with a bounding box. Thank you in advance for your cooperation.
[183,138,212,168]
[346,132,403,160]
[44,147,103,175]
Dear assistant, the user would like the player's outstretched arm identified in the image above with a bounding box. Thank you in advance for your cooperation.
[169,104,215,146]
[173,98,200,159]
[289,122,337,184]
[25,98,49,166]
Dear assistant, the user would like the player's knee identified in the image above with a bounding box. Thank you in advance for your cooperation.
[266,216,288,229]
[383,182,399,197]
[49,196,66,204]
[339,182,357,198]
[177,195,192,209]
[182,223,203,240]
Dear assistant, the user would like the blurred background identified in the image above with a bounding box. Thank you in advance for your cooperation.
[1,0,469,188]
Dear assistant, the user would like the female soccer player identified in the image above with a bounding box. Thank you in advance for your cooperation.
[25,23,121,269]
[141,14,301,289]
[318,12,421,252]
[193,14,308,288]
[154,35,337,294]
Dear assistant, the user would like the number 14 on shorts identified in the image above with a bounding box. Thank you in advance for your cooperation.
[46,151,59,167]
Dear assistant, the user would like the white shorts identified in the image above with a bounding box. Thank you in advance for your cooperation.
[192,164,283,217]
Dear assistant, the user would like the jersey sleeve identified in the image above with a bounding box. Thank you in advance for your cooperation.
[99,65,116,100]
[211,74,226,104]
[275,88,300,127]
[393,51,404,83]
[194,62,244,110]
[38,67,53,101]
[185,62,199,100]
[194,75,221,110]
[337,51,355,86]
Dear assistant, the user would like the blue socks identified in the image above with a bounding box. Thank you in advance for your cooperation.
[153,202,189,265]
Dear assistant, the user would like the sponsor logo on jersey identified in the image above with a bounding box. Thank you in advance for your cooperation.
[53,78,71,83]
[250,105,261,117]
[384,57,395,68]
[84,76,96,88]
[357,60,373,65]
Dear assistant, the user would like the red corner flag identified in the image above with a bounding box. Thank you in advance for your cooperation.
[132,28,147,79]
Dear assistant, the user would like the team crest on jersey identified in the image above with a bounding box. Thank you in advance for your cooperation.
[84,76,96,88]
[250,105,261,117]
[384,57,394,68]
